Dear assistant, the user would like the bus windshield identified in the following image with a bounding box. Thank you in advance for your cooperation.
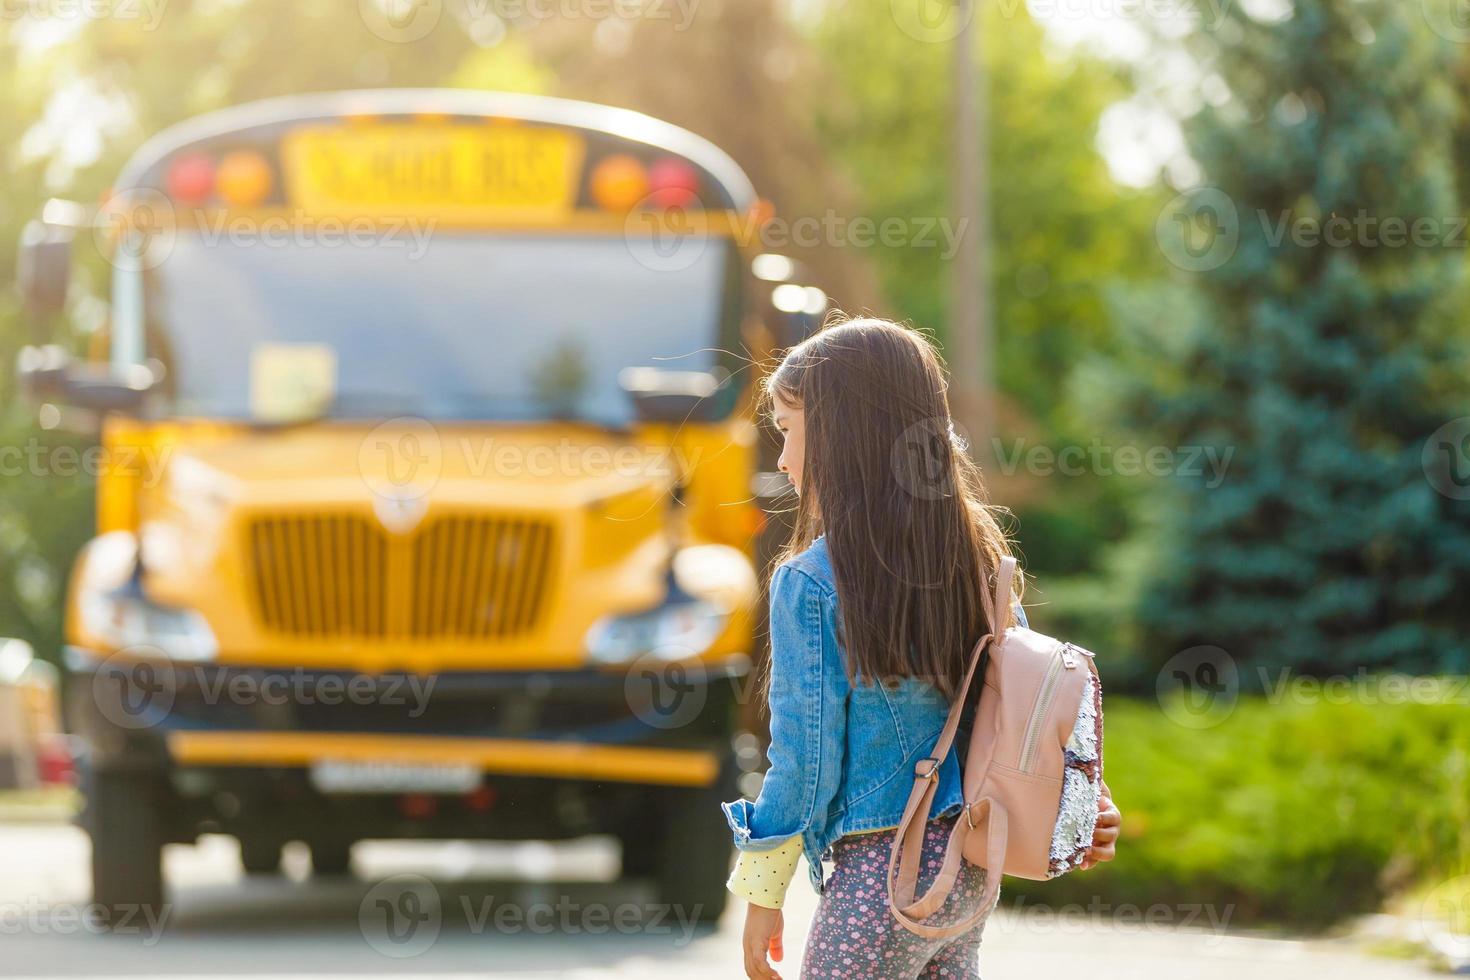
[141,232,731,425]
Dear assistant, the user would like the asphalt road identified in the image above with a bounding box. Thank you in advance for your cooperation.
[0,820,1433,979]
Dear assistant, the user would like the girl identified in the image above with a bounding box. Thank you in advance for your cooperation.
[721,318,1121,979]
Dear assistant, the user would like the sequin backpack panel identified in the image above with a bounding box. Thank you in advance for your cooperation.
[885,556,1105,939]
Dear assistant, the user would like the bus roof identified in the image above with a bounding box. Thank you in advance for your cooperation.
[114,88,757,210]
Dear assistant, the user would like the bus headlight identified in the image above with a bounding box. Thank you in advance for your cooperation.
[80,583,218,662]
[585,599,728,665]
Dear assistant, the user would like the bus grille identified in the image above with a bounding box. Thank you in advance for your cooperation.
[246,514,556,640]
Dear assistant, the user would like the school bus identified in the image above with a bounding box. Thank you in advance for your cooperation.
[15,90,823,922]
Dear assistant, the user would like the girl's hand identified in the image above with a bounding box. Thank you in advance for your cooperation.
[1081,785,1121,870]
[742,903,785,980]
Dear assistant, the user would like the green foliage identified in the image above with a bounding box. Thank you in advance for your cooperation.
[808,2,1155,424]
[806,0,1162,586]
[1003,695,1470,929]
[1117,0,1470,677]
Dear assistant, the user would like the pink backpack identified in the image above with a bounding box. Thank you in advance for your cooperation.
[886,556,1105,937]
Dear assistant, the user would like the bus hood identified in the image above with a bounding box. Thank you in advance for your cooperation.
[151,424,685,509]
[109,423,754,671]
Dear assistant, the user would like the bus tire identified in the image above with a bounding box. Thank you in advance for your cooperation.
[89,769,166,926]
[239,837,282,875]
[619,827,661,878]
[309,839,354,876]
[656,771,735,926]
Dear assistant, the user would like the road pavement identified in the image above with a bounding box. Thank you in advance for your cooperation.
[0,820,1433,979]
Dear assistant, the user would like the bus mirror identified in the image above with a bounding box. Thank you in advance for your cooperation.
[618,366,730,424]
[17,219,76,327]
[16,345,159,416]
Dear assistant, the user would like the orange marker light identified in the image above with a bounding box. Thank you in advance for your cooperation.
[216,151,273,207]
[590,154,649,211]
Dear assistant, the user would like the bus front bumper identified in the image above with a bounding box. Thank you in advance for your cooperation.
[67,647,747,790]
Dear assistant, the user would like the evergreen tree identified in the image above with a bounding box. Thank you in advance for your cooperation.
[1136,0,1470,678]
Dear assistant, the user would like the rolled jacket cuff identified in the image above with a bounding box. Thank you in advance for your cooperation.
[721,798,805,852]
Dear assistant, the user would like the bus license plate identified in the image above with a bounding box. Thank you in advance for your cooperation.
[282,124,584,214]
[310,760,482,794]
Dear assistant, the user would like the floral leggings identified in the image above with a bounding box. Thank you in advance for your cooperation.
[801,814,994,979]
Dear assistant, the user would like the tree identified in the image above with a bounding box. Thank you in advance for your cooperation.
[1130,0,1470,677]
[806,0,1161,589]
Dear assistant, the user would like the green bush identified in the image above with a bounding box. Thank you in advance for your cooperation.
[1001,694,1470,930]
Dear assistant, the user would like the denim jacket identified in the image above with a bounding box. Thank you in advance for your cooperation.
[721,535,1027,894]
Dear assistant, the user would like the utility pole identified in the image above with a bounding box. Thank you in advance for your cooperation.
[948,0,993,468]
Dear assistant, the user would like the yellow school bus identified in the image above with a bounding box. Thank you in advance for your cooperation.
[15,90,821,922]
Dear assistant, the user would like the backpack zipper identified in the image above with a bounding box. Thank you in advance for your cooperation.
[1017,646,1072,773]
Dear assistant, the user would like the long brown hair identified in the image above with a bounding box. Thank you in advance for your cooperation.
[761,316,1019,703]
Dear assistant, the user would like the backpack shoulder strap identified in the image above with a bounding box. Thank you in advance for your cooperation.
[884,555,1016,937]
